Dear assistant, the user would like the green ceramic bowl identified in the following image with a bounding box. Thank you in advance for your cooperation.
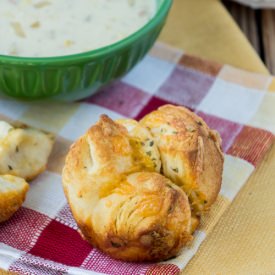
[0,0,172,100]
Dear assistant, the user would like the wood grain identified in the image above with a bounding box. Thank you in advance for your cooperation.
[224,1,261,53]
[224,0,275,74]
[262,10,275,74]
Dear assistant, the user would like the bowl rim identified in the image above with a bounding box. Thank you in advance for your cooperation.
[0,0,173,64]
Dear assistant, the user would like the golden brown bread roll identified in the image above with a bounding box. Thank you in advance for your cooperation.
[140,105,224,214]
[62,105,224,262]
[0,174,29,223]
[0,121,54,180]
[63,115,192,262]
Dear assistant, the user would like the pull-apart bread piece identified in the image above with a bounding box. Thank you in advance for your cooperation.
[62,105,224,262]
[63,115,192,262]
[0,121,54,180]
[115,118,161,172]
[0,174,29,222]
[140,105,224,215]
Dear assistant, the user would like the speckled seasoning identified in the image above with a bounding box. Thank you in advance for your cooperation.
[0,0,156,57]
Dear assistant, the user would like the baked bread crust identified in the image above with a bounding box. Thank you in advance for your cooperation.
[116,118,161,173]
[63,115,192,262]
[0,174,29,223]
[140,105,224,214]
[0,123,54,180]
[63,105,224,262]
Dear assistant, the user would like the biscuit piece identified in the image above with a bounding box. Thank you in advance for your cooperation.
[0,121,54,180]
[63,115,192,262]
[0,174,29,223]
[140,105,224,214]
[116,119,161,172]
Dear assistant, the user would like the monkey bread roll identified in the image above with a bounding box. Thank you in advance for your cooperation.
[62,115,192,262]
[62,105,224,262]
[140,105,224,215]
[0,174,29,223]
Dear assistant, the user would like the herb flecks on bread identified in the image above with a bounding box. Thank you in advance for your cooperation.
[62,105,224,262]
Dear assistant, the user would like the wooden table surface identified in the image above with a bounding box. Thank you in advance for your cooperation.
[223,0,275,74]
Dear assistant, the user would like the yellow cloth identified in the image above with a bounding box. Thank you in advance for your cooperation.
[183,145,275,274]
[160,0,269,74]
[159,0,275,274]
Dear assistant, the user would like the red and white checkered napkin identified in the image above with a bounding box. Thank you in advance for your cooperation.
[0,42,274,275]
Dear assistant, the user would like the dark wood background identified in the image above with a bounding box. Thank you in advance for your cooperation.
[223,0,275,74]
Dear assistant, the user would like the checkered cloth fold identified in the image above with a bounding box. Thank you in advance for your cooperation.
[0,42,274,275]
